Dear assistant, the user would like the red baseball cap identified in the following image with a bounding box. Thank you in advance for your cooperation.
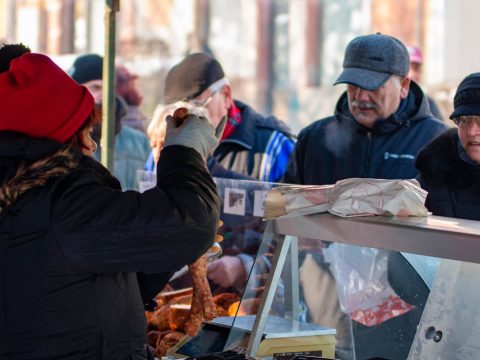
[0,53,94,143]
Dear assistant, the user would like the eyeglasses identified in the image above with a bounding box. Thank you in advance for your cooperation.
[184,77,229,108]
[188,90,218,108]
[453,115,480,129]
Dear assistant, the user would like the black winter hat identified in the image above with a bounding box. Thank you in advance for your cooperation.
[69,54,103,84]
[450,73,480,119]
[164,53,225,104]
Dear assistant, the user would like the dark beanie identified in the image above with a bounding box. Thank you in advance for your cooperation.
[450,72,480,119]
[0,53,94,142]
[164,53,225,104]
[69,53,103,84]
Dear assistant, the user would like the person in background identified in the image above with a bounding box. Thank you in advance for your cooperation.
[163,52,296,183]
[144,103,253,180]
[283,33,448,360]
[407,44,444,120]
[161,53,296,290]
[116,63,149,132]
[143,103,259,294]
[0,43,220,359]
[416,72,480,219]
[69,54,151,191]
[158,53,295,291]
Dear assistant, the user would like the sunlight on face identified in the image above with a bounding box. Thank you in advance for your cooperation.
[346,76,410,128]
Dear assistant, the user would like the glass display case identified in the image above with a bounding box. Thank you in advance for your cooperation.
[166,178,480,360]
[219,213,480,360]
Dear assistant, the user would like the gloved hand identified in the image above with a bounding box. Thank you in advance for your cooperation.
[163,114,226,159]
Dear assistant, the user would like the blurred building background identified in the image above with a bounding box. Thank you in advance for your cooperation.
[1,0,479,133]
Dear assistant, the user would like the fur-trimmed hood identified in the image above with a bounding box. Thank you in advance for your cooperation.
[0,147,80,211]
[415,128,480,186]
[0,131,120,212]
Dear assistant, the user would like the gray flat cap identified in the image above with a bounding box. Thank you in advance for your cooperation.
[334,33,409,90]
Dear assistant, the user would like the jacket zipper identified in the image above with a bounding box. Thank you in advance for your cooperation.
[363,132,372,177]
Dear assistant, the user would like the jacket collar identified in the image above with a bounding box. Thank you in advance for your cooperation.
[220,100,256,150]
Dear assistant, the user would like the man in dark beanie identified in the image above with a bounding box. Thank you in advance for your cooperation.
[69,53,103,90]
[69,53,151,191]
[282,33,449,360]
[416,72,480,220]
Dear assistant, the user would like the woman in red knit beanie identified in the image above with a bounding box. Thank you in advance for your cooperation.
[0,44,221,360]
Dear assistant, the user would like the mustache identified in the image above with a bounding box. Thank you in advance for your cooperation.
[350,100,378,110]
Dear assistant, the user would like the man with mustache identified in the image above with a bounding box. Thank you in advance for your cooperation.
[284,33,447,185]
[282,34,448,360]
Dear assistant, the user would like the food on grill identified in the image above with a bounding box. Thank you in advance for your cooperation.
[168,304,191,331]
[146,219,225,352]
[228,297,260,317]
[184,255,217,336]
[146,304,170,331]
[213,293,240,311]
[155,287,193,306]
[147,330,161,348]
[156,330,186,357]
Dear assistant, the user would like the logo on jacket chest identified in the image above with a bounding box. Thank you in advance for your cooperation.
[384,152,415,160]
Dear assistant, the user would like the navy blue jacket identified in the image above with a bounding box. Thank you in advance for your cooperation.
[213,100,295,182]
[416,128,480,220]
[283,82,448,185]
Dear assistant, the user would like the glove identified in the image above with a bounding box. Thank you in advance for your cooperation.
[163,113,225,159]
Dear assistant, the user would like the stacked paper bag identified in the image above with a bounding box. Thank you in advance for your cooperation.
[264,178,429,220]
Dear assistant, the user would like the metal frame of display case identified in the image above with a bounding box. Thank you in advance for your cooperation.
[245,213,480,359]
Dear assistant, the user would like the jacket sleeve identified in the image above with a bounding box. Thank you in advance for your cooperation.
[51,145,220,274]
[281,129,307,185]
[266,133,296,183]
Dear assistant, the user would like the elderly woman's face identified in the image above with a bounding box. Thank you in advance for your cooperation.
[456,115,480,163]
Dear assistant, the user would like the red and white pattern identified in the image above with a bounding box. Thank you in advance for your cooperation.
[351,295,415,327]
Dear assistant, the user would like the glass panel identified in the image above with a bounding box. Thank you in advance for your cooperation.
[224,223,452,360]
[211,178,281,296]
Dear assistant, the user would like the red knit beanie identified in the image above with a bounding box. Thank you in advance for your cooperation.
[0,53,94,143]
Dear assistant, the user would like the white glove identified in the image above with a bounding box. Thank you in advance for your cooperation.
[163,114,226,159]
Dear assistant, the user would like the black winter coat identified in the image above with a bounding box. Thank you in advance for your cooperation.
[416,128,480,220]
[283,82,448,185]
[0,132,219,359]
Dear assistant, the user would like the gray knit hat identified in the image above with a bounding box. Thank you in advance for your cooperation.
[334,33,410,90]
